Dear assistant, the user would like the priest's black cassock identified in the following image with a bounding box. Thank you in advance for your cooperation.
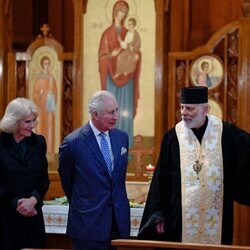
[138,118,250,245]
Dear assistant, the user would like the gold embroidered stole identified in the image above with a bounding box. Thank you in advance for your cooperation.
[175,115,223,244]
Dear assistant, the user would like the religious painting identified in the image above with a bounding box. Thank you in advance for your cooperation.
[98,1,141,146]
[83,0,155,150]
[28,45,62,156]
[190,55,224,89]
[208,98,223,119]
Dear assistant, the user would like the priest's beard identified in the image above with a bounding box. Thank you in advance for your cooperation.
[182,110,206,129]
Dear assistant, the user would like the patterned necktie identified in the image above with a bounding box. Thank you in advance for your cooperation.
[99,132,112,176]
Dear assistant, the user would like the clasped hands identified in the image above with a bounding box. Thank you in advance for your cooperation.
[16,196,37,217]
[155,221,165,234]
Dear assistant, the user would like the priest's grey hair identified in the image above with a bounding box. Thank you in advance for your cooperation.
[0,97,39,133]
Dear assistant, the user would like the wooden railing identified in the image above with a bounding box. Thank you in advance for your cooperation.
[112,239,250,250]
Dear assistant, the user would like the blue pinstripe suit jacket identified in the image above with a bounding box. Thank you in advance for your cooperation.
[58,122,130,241]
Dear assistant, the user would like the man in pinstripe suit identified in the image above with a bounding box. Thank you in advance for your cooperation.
[58,90,130,250]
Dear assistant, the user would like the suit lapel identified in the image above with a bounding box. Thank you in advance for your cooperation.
[109,130,120,175]
[81,123,102,160]
[81,123,111,176]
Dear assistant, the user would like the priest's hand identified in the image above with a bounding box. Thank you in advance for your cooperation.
[155,221,165,234]
[16,196,37,217]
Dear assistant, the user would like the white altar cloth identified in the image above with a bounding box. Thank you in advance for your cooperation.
[42,204,144,237]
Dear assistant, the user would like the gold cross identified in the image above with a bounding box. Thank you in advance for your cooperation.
[131,218,140,227]
[207,215,217,229]
[46,215,53,224]
[40,24,50,37]
[187,214,198,226]
[56,215,64,224]
[208,171,219,183]
[186,172,198,183]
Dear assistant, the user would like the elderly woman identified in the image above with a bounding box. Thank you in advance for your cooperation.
[0,97,50,250]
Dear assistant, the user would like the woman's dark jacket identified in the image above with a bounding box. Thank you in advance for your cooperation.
[0,132,50,249]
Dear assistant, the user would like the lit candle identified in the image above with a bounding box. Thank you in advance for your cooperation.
[146,164,155,171]
[146,164,155,182]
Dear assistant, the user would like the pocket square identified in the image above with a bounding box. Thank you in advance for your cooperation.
[121,147,127,155]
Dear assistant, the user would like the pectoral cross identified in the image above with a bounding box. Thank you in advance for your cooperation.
[193,160,203,179]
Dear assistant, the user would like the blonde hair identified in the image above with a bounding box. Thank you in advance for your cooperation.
[0,97,39,133]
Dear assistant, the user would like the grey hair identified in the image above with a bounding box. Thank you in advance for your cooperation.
[201,103,208,108]
[88,90,117,117]
[0,97,39,133]
[201,103,209,109]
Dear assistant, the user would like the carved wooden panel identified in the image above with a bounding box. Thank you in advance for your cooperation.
[62,61,73,138]
[168,21,240,128]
